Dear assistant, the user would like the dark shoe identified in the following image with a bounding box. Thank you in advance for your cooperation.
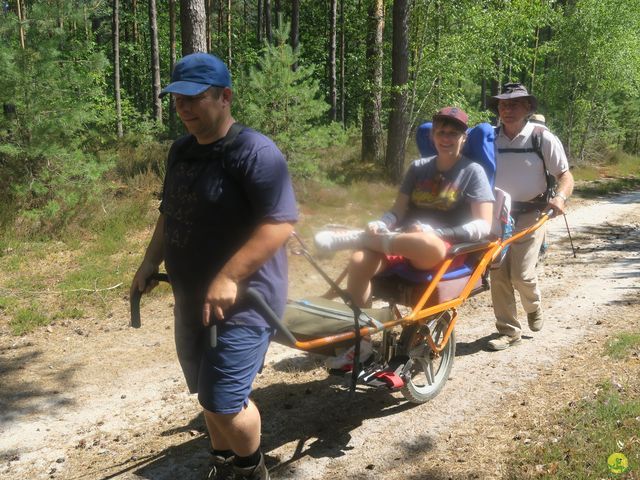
[527,309,544,332]
[233,453,269,480]
[206,453,235,480]
[488,334,522,351]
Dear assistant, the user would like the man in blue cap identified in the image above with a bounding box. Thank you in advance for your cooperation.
[131,52,298,480]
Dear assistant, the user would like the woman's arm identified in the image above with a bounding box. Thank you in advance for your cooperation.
[435,201,493,242]
[389,192,410,223]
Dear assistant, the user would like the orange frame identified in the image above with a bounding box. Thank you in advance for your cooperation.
[287,213,550,355]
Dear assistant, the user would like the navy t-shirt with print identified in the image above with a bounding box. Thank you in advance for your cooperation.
[159,126,298,328]
[399,155,494,229]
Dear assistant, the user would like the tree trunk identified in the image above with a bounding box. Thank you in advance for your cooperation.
[385,0,410,183]
[328,0,337,121]
[361,0,384,164]
[180,0,208,54]
[274,0,281,30]
[169,0,177,135]
[149,0,162,125]
[205,0,212,52]
[132,0,143,111]
[257,0,262,43]
[16,0,25,49]
[481,78,487,110]
[530,26,540,93]
[113,0,123,137]
[339,0,345,126]
[217,0,223,51]
[264,0,272,43]
[227,0,232,67]
[290,0,299,70]
[132,0,138,42]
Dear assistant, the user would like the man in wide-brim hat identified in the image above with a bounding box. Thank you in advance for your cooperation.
[487,82,575,351]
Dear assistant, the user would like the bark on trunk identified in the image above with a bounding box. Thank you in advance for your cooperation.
[328,0,337,121]
[361,0,384,164]
[169,0,177,135]
[227,0,232,67]
[290,0,299,70]
[113,0,123,137]
[180,0,208,54]
[149,0,163,125]
[385,0,410,183]
[264,0,272,43]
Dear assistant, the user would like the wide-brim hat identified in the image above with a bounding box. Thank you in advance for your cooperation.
[160,52,231,98]
[432,106,469,131]
[487,82,537,112]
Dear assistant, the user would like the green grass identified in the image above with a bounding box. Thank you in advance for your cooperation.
[507,382,640,479]
[575,176,640,198]
[10,305,50,335]
[0,296,18,311]
[606,333,640,360]
[52,306,85,320]
[574,151,640,197]
[572,164,602,182]
[506,332,640,479]
[0,195,156,335]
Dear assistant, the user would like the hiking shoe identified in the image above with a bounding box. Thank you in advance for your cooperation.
[206,453,234,480]
[527,308,544,332]
[487,334,522,351]
[314,229,365,255]
[325,338,373,370]
[233,453,269,480]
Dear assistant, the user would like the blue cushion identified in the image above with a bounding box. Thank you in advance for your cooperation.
[377,261,472,284]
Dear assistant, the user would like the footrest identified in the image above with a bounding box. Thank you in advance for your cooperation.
[371,371,405,389]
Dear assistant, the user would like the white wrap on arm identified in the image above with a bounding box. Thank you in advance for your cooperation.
[460,218,491,241]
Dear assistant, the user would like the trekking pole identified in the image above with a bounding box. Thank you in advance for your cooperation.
[563,214,577,258]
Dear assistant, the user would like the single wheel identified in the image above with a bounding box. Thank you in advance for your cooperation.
[399,313,456,404]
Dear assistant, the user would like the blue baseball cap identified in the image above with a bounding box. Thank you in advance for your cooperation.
[159,52,231,98]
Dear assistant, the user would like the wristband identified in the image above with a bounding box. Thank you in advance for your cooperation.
[380,211,398,229]
[555,192,567,202]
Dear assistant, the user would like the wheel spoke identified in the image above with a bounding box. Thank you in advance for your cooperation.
[424,358,435,385]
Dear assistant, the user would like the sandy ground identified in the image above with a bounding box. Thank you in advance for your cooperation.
[1,191,639,480]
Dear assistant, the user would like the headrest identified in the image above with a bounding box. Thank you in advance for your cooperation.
[415,122,496,187]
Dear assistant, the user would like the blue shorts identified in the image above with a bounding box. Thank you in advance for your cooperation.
[196,324,272,414]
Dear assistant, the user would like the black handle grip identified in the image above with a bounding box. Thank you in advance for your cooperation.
[130,272,169,328]
[245,287,297,347]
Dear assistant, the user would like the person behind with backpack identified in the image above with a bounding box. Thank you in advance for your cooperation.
[487,83,574,351]
[130,53,298,480]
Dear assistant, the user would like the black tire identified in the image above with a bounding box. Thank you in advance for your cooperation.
[399,314,456,404]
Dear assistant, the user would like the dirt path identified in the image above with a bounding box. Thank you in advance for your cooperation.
[1,192,639,480]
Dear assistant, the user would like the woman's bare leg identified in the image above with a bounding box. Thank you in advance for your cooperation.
[363,231,447,270]
[346,249,387,307]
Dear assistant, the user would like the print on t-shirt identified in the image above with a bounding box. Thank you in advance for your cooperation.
[411,173,460,211]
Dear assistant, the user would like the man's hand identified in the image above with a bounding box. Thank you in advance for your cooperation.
[203,273,238,325]
[130,260,159,298]
[546,194,567,217]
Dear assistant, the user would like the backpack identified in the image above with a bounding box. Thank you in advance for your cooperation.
[495,125,557,207]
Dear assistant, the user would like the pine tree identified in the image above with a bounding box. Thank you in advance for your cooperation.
[239,23,332,177]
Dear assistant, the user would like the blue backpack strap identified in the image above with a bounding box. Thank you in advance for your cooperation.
[416,121,436,158]
[415,121,496,187]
